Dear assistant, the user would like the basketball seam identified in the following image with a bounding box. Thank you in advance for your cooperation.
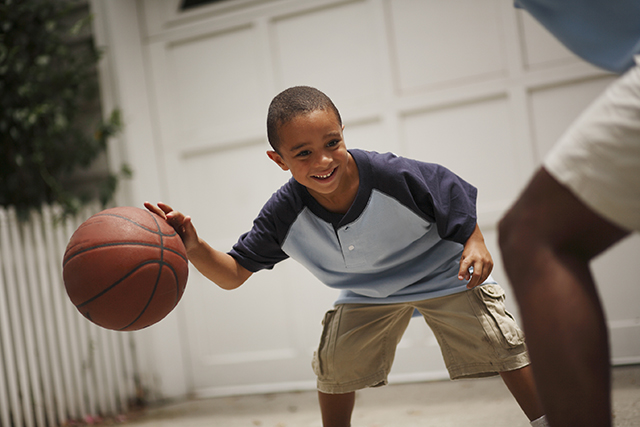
[76,259,178,309]
[117,210,180,331]
[77,260,181,330]
[93,212,178,237]
[63,242,187,266]
[120,214,166,330]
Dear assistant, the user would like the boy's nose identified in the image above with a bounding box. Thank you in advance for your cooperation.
[317,151,332,165]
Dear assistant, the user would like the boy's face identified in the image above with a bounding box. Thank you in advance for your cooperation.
[267,109,351,199]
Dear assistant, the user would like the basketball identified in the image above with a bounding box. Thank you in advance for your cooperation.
[62,206,188,331]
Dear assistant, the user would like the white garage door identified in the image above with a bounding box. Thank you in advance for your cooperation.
[98,0,640,397]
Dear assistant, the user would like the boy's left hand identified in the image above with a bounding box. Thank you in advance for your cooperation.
[458,224,493,289]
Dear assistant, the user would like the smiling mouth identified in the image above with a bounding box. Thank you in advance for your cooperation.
[312,168,336,180]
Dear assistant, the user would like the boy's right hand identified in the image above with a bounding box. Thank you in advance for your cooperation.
[145,201,252,290]
[144,201,199,253]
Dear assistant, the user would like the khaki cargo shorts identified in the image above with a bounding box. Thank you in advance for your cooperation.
[313,284,530,394]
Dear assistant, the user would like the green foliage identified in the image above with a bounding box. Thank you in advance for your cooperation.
[0,0,130,219]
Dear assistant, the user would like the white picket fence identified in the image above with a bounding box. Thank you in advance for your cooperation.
[0,204,140,427]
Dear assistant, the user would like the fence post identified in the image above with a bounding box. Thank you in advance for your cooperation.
[0,204,144,426]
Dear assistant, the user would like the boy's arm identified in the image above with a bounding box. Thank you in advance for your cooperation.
[145,202,252,290]
[458,223,493,289]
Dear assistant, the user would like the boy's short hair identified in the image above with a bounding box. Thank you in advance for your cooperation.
[267,86,342,152]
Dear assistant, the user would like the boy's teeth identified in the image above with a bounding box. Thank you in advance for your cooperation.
[315,169,334,179]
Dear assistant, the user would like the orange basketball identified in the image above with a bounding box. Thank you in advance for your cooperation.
[62,206,188,331]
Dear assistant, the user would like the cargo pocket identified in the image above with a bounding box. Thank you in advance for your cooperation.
[476,284,525,348]
[312,309,337,378]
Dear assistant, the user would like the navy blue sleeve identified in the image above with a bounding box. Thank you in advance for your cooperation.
[228,180,300,272]
[365,151,478,245]
[418,162,478,244]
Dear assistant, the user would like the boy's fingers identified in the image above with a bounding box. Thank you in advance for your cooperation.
[183,216,192,230]
[166,210,185,224]
[466,265,483,288]
[467,262,493,289]
[458,258,472,280]
[144,201,167,219]
[157,202,175,214]
[144,203,196,246]
[175,216,191,234]
[144,202,187,232]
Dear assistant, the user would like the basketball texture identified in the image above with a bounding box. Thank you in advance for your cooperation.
[63,206,188,331]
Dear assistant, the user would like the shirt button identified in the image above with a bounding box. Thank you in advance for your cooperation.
[348,245,355,251]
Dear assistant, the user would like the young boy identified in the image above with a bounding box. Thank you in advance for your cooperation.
[146,86,548,427]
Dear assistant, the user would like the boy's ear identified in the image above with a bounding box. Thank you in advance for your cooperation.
[267,150,289,171]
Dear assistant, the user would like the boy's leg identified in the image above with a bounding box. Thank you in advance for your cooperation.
[318,391,355,427]
[499,168,629,427]
[499,365,544,421]
[415,287,539,420]
[313,304,414,427]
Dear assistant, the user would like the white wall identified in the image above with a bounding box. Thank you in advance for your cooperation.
[93,0,640,400]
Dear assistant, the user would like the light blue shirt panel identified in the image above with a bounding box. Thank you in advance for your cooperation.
[281,190,471,303]
[337,190,436,271]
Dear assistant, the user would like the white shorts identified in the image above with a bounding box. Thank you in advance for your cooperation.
[544,56,640,232]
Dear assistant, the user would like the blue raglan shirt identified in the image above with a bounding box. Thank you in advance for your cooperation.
[229,150,495,305]
[515,0,640,74]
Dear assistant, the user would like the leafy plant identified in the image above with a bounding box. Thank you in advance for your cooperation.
[0,0,130,219]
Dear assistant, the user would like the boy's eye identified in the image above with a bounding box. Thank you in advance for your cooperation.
[295,150,311,158]
[327,139,340,147]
